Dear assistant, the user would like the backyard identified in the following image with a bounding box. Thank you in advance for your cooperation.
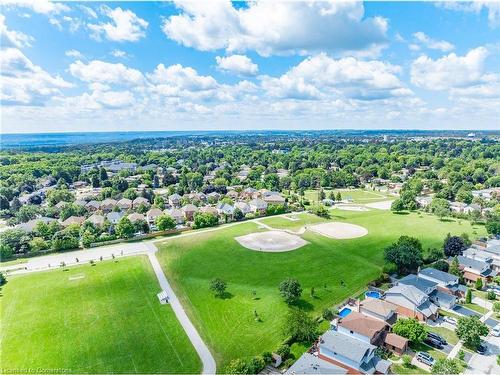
[156,209,486,370]
[0,256,201,374]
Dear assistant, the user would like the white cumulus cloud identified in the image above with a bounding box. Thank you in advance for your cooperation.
[88,6,148,42]
[69,60,144,85]
[162,0,387,56]
[410,47,495,90]
[0,48,72,105]
[216,54,258,75]
[1,0,68,15]
[0,14,34,48]
[412,32,455,52]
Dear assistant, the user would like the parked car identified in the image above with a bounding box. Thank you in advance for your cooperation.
[427,332,447,346]
[443,316,457,325]
[416,352,435,366]
[477,342,488,355]
[424,338,444,349]
[491,324,500,337]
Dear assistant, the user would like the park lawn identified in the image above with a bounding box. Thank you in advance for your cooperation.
[0,256,201,374]
[259,212,329,232]
[157,209,485,370]
[304,188,392,204]
[427,326,459,345]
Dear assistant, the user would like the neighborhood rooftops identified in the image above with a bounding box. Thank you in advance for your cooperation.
[320,330,375,364]
[285,353,347,375]
[419,267,459,285]
[358,298,397,321]
[398,274,437,293]
[339,311,387,341]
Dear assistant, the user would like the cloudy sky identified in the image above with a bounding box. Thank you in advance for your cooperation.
[1,0,500,133]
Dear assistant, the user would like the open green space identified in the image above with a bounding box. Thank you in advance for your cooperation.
[304,188,393,204]
[0,257,201,374]
[259,212,329,231]
[157,210,485,370]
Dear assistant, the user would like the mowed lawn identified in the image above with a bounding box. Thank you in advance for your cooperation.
[157,210,486,370]
[304,188,393,204]
[0,256,201,374]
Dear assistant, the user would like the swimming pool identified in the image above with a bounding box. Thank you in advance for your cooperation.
[338,307,352,318]
[365,291,382,299]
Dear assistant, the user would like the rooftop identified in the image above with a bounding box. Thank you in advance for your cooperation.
[320,330,374,364]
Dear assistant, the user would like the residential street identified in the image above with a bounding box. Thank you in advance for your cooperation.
[465,335,500,374]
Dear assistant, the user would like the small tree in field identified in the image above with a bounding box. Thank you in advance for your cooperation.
[209,278,227,297]
[465,288,472,303]
[279,278,302,304]
[283,308,318,343]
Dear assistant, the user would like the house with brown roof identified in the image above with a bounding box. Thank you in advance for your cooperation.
[337,311,388,346]
[182,204,199,221]
[85,200,101,212]
[383,333,408,356]
[146,208,163,224]
[358,298,398,325]
[164,209,184,224]
[117,198,132,210]
[61,216,85,227]
[100,198,117,212]
[86,214,105,227]
[127,213,145,223]
[132,197,150,208]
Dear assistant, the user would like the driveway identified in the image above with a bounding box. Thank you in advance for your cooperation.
[452,305,482,318]
[465,335,500,374]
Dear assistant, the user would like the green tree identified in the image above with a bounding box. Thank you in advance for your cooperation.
[193,213,219,229]
[155,214,176,231]
[279,278,302,304]
[443,234,466,257]
[432,358,462,374]
[475,278,483,290]
[449,256,463,280]
[456,316,488,350]
[209,278,227,297]
[282,308,318,343]
[391,199,405,212]
[431,198,451,220]
[392,318,427,344]
[384,236,423,275]
[0,272,6,286]
[224,359,248,374]
[115,217,135,239]
[465,288,472,304]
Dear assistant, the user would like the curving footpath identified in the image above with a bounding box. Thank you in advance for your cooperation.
[146,243,216,375]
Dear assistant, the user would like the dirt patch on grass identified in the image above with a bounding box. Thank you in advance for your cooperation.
[235,230,308,252]
[308,222,368,239]
[364,200,393,210]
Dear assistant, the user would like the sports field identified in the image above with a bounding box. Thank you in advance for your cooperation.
[157,210,486,369]
[305,188,393,204]
[0,256,201,374]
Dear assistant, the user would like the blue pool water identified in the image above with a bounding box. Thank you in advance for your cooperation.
[365,291,382,299]
[338,307,352,318]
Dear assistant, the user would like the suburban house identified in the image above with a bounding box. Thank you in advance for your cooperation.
[168,194,182,207]
[127,213,145,223]
[207,192,221,202]
[285,353,347,375]
[100,198,117,212]
[164,208,184,224]
[418,267,466,297]
[234,201,251,215]
[146,208,163,224]
[116,198,132,210]
[358,299,398,325]
[106,211,123,224]
[384,284,439,322]
[450,202,467,213]
[464,239,500,272]
[16,217,56,232]
[87,214,105,227]
[85,200,101,212]
[226,190,239,200]
[241,187,258,199]
[336,312,408,356]
[416,196,432,208]
[199,206,218,217]
[262,192,286,205]
[216,202,235,219]
[61,216,85,227]
[132,197,150,208]
[397,274,457,309]
[454,255,497,284]
[248,198,268,214]
[182,204,198,221]
[317,330,391,374]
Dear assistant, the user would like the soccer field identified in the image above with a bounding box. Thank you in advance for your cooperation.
[0,256,201,374]
[157,210,486,370]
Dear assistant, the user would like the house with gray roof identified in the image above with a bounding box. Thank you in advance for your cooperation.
[398,273,457,309]
[216,202,235,218]
[168,193,182,207]
[116,198,132,210]
[106,211,124,225]
[318,330,390,374]
[384,284,438,322]
[248,198,268,214]
[87,214,105,227]
[164,209,184,224]
[455,255,497,283]
[234,201,251,215]
[132,197,150,208]
[418,267,465,296]
[16,217,56,232]
[285,353,346,375]
[85,200,101,212]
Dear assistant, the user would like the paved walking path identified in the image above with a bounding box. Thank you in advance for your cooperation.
[146,244,216,375]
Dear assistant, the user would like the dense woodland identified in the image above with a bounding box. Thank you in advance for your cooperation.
[0,134,499,259]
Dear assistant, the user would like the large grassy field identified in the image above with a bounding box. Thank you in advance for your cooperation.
[304,188,393,204]
[0,256,201,374]
[157,210,486,370]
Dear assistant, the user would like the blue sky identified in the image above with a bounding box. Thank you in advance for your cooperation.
[1,1,499,133]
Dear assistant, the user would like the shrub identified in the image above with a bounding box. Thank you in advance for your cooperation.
[382,262,398,275]
[475,278,483,290]
[0,272,6,286]
[402,354,412,368]
[487,291,496,300]
[209,278,227,297]
[466,288,472,304]
[225,359,248,374]
[275,344,290,360]
[283,359,295,368]
[262,352,273,364]
[247,356,265,374]
[279,278,302,304]
[322,308,335,321]
[283,308,318,343]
